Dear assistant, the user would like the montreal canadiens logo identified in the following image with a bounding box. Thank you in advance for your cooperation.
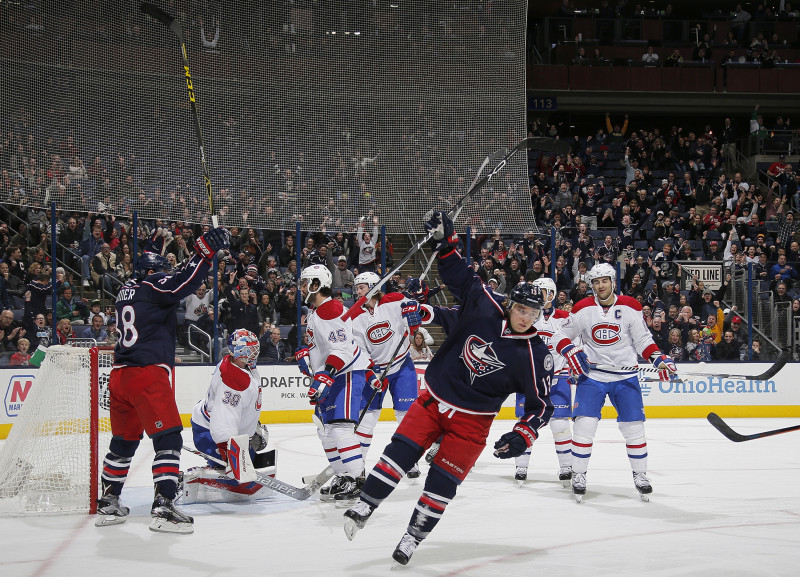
[367,321,393,345]
[591,322,621,345]
[461,335,506,382]
[537,329,554,348]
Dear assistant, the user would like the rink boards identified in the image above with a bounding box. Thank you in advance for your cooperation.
[1,361,799,438]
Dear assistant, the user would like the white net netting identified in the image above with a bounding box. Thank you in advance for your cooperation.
[0,0,536,235]
[0,346,113,514]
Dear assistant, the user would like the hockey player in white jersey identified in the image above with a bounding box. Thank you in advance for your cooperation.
[551,263,677,502]
[346,272,423,478]
[183,329,275,502]
[297,264,370,504]
[513,277,574,485]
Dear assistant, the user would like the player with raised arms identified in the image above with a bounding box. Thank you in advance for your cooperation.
[297,264,370,504]
[512,276,575,485]
[346,272,423,478]
[181,329,274,502]
[551,262,677,502]
[96,227,230,533]
[342,210,553,565]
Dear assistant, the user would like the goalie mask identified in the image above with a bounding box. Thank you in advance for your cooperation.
[299,264,333,304]
[135,252,172,280]
[228,329,260,369]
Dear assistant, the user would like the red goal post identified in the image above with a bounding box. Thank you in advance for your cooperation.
[0,345,115,514]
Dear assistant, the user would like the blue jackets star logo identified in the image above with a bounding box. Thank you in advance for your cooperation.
[461,335,506,382]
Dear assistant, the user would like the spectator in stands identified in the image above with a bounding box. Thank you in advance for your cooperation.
[713,330,741,360]
[605,113,629,145]
[105,318,118,346]
[770,254,798,287]
[115,252,134,285]
[664,328,688,361]
[731,4,752,44]
[356,216,380,273]
[705,309,725,344]
[256,291,276,326]
[259,327,287,363]
[278,235,296,268]
[79,226,105,288]
[81,314,108,342]
[227,287,260,335]
[664,49,683,67]
[641,45,659,64]
[330,255,355,298]
[27,312,51,349]
[276,290,299,326]
[182,283,212,345]
[772,279,793,304]
[9,337,31,366]
[649,314,669,351]
[91,243,118,294]
[409,330,434,362]
[55,285,88,325]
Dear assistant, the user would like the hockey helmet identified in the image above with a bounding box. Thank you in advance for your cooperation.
[354,271,381,289]
[531,277,557,305]
[299,264,333,303]
[135,252,172,280]
[227,328,260,369]
[587,262,616,286]
[509,282,545,311]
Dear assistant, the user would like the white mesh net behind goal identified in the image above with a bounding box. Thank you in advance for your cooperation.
[0,346,113,514]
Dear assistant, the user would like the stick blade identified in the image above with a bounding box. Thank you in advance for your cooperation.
[754,350,791,380]
[140,2,173,24]
[707,412,747,442]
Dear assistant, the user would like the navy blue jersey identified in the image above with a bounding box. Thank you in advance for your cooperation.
[424,250,554,430]
[113,254,211,369]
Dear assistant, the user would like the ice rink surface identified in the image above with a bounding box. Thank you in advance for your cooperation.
[2,417,799,577]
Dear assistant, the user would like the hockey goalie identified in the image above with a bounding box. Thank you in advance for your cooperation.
[181,329,277,503]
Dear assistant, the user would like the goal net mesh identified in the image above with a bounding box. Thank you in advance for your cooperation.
[0,1,535,235]
[0,346,113,514]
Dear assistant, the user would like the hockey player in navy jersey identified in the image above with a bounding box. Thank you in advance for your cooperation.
[96,227,230,533]
[343,210,554,565]
[550,262,677,502]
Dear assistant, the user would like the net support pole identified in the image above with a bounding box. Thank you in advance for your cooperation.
[296,221,302,351]
[747,262,754,361]
[466,226,472,266]
[381,225,386,277]
[89,346,99,514]
[133,211,139,273]
[212,256,219,363]
[550,226,556,281]
[50,202,58,340]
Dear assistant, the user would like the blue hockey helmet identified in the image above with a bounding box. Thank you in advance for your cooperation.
[135,252,172,280]
[227,328,260,369]
[508,282,545,311]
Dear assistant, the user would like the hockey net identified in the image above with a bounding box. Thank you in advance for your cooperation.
[0,346,114,514]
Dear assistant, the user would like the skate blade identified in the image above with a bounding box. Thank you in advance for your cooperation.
[334,498,358,509]
[561,479,571,489]
[343,517,361,541]
[95,515,127,527]
[574,493,584,503]
[515,479,526,487]
[149,518,194,534]
[639,493,650,502]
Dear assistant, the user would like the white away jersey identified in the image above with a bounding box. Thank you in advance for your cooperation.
[349,293,411,376]
[553,295,661,383]
[306,297,369,374]
[534,309,571,377]
[191,355,262,444]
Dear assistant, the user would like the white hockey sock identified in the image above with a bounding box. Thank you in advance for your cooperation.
[619,421,648,473]
[328,422,364,478]
[550,417,573,469]
[514,449,532,469]
[571,416,599,474]
[356,410,380,459]
[317,426,347,476]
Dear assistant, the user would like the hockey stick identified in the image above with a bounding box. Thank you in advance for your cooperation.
[592,351,790,381]
[707,412,800,442]
[140,2,218,228]
[181,445,333,500]
[362,137,537,304]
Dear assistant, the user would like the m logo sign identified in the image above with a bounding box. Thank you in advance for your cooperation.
[5,375,35,417]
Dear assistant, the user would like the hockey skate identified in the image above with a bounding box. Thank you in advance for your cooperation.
[95,494,129,527]
[558,466,573,488]
[633,471,653,502]
[334,475,363,507]
[343,500,374,540]
[392,532,421,566]
[424,442,440,464]
[319,475,346,502]
[571,471,587,503]
[150,490,194,534]
[514,467,528,485]
[407,463,421,479]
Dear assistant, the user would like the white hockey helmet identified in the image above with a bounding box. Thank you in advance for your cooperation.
[354,271,381,289]
[299,264,333,303]
[531,277,557,304]
[587,262,616,287]
[227,328,260,369]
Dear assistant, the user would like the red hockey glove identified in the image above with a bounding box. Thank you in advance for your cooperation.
[308,370,334,405]
[560,344,591,376]
[365,369,388,392]
[651,352,677,381]
[295,347,312,377]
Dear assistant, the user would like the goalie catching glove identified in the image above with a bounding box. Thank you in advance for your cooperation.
[650,352,677,381]
[493,421,538,459]
[424,210,460,253]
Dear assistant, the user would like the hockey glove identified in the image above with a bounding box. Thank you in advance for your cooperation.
[365,369,388,392]
[295,347,312,377]
[308,370,335,405]
[493,421,538,459]
[194,227,231,262]
[650,352,677,381]
[250,423,269,452]
[400,300,422,334]
[423,210,459,253]
[560,344,591,377]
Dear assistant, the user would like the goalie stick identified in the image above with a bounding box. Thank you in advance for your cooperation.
[362,137,538,304]
[140,2,218,227]
[592,350,790,381]
[181,445,333,500]
[707,412,800,442]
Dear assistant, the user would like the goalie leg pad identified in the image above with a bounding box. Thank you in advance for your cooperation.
[227,434,257,484]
